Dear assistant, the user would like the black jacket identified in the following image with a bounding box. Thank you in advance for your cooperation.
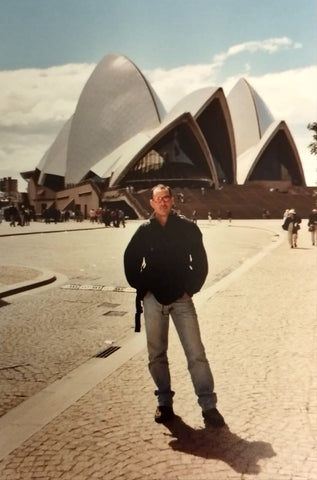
[283,214,302,233]
[124,212,208,305]
[308,212,317,226]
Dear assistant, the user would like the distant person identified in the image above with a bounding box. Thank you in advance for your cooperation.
[75,209,83,222]
[226,210,232,223]
[96,207,103,223]
[308,208,317,246]
[177,192,184,203]
[124,184,225,428]
[89,209,96,223]
[282,209,302,248]
[18,206,25,226]
[24,208,31,226]
[118,209,126,228]
[110,209,119,227]
[9,210,17,227]
[262,209,271,219]
[207,211,212,223]
[8,205,20,227]
[102,208,111,227]
[192,210,197,224]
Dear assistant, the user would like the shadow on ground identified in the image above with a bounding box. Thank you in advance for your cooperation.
[163,416,276,475]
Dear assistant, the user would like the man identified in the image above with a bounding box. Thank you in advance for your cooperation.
[124,184,225,428]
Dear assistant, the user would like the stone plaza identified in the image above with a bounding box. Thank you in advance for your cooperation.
[0,218,316,479]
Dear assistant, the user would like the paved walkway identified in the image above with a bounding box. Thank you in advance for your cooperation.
[0,220,316,479]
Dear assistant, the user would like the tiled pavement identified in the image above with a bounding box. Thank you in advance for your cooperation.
[0,220,316,479]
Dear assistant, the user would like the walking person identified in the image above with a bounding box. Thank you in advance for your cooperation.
[124,184,225,428]
[282,208,302,248]
[118,209,126,228]
[308,208,317,246]
[226,210,232,223]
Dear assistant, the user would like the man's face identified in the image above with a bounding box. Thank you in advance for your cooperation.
[150,187,173,217]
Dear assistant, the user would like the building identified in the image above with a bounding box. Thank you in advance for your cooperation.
[0,177,19,204]
[21,53,307,219]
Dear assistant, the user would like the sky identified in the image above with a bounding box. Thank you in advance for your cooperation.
[0,0,316,191]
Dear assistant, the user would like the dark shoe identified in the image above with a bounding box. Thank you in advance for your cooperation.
[155,406,175,423]
[203,408,225,428]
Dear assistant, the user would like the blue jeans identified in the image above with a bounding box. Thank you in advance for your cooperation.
[143,293,217,412]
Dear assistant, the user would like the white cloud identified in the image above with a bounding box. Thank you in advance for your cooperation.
[213,37,302,68]
[0,64,94,190]
[0,64,94,130]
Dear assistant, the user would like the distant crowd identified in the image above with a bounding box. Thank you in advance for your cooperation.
[0,205,127,228]
[88,207,126,228]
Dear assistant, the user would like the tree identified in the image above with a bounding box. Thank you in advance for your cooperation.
[307,122,317,155]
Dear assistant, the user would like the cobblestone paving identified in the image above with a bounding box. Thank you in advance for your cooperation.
[0,266,40,286]
[0,288,135,417]
[0,220,276,416]
[0,220,316,479]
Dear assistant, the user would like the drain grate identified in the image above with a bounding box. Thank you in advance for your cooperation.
[94,345,121,358]
[61,284,134,292]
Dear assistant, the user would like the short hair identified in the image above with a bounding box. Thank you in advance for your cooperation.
[151,184,172,199]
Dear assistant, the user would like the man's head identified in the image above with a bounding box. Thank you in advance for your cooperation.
[150,184,174,221]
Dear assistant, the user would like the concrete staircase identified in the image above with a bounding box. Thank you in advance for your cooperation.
[132,185,316,220]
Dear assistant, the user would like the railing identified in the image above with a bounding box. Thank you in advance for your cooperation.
[102,188,150,219]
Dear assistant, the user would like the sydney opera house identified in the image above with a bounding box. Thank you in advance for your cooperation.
[22,53,313,219]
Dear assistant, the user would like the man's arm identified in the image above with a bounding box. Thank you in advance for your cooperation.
[185,224,208,296]
[124,228,145,289]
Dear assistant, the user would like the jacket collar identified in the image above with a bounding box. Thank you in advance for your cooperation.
[150,209,178,226]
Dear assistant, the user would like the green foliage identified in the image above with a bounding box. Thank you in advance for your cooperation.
[307,122,317,155]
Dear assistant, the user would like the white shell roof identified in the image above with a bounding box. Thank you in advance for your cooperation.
[38,116,73,184]
[236,120,304,184]
[91,112,219,188]
[236,121,280,184]
[164,86,236,182]
[65,53,166,184]
[35,54,305,190]
[163,87,219,123]
[227,78,274,157]
[91,131,154,180]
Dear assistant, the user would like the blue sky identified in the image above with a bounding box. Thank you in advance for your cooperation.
[1,0,315,72]
[0,0,316,188]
